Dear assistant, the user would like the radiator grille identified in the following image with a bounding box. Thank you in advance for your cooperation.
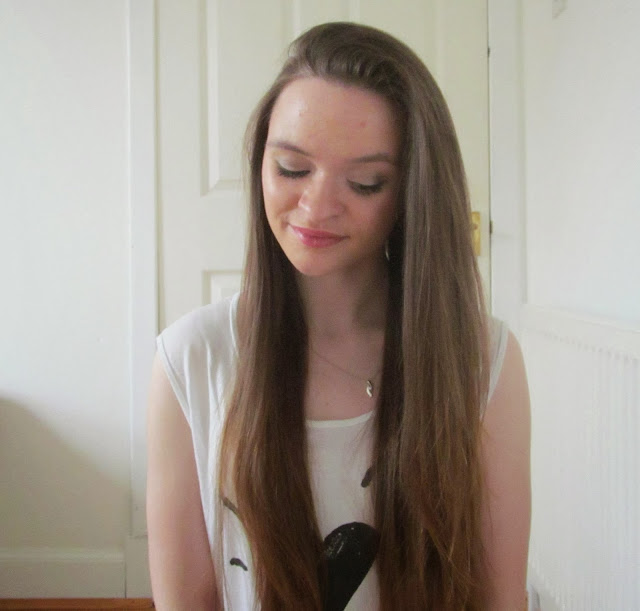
[522,306,640,609]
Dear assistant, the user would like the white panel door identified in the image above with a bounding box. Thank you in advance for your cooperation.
[157,0,490,328]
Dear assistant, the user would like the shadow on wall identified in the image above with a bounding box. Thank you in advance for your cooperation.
[0,396,128,550]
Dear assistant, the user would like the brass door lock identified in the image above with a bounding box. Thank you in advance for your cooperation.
[471,211,481,256]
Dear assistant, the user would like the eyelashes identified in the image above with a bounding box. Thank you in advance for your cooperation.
[275,163,386,196]
[347,180,385,196]
[276,165,309,180]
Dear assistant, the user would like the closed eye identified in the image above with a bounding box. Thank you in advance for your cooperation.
[277,164,309,179]
[348,180,386,196]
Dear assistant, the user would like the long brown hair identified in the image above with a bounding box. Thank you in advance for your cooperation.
[219,22,489,609]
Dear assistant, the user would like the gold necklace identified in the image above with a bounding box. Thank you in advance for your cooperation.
[310,345,382,398]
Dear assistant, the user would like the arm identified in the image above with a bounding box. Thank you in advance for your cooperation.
[146,353,219,610]
[481,331,531,609]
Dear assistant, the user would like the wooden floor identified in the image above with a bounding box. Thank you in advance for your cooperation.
[0,600,154,610]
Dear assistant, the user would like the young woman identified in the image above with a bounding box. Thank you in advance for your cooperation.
[147,22,530,610]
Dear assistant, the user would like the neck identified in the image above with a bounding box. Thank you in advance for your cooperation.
[296,257,389,338]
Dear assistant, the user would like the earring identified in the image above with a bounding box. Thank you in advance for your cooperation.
[384,240,390,262]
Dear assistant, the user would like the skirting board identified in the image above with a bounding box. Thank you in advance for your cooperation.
[124,538,151,598]
[0,600,153,610]
[0,549,124,598]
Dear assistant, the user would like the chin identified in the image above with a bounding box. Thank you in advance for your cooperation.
[277,245,336,277]
[290,261,337,278]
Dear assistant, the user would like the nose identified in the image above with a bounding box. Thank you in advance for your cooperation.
[298,173,343,223]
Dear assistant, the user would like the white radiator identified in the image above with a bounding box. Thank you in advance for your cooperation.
[521,305,640,610]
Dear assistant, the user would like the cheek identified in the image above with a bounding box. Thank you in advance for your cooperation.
[261,161,271,203]
[262,174,296,244]
[262,171,299,219]
[261,165,279,222]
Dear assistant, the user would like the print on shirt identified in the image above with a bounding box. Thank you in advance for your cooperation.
[323,521,379,610]
[230,557,248,571]
[360,467,373,488]
[223,465,379,611]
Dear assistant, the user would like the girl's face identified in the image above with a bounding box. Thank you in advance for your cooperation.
[261,77,401,279]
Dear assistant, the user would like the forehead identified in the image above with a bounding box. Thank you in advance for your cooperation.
[267,77,400,160]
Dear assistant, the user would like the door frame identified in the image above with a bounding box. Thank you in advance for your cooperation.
[126,0,156,594]
[487,0,527,334]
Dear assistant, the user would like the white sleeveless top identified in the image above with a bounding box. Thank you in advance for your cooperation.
[157,294,509,610]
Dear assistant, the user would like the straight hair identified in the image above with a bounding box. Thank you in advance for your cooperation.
[218,22,490,609]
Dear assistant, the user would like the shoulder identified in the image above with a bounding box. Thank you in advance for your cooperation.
[156,293,239,418]
[484,323,530,435]
[482,328,531,523]
[486,328,529,420]
[487,317,509,404]
[158,293,239,360]
[480,329,531,606]
[157,294,239,376]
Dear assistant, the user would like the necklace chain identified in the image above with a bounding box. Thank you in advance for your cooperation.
[309,345,382,398]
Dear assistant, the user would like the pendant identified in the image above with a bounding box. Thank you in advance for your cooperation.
[366,379,374,398]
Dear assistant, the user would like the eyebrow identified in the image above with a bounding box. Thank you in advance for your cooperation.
[265,139,396,164]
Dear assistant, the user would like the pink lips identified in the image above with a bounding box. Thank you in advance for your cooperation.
[290,225,345,248]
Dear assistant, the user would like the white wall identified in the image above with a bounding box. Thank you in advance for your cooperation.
[490,2,640,608]
[512,1,640,608]
[0,0,133,596]
[523,0,640,323]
